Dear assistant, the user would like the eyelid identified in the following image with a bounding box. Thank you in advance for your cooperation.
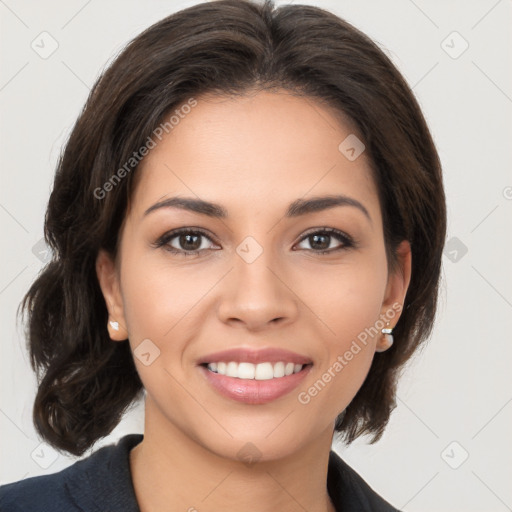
[159,226,217,240]
[294,226,354,251]
[297,226,352,241]
[153,226,355,255]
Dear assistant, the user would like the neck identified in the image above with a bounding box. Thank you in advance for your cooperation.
[129,400,337,512]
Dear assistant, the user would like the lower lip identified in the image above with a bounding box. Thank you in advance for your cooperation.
[198,365,312,404]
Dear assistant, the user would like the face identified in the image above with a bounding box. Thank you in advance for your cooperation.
[97,90,411,461]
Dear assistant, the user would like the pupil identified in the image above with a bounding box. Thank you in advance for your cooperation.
[311,234,329,250]
[181,234,200,250]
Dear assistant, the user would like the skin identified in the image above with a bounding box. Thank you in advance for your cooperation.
[96,90,411,512]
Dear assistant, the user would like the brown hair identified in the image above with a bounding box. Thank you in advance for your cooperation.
[20,0,446,456]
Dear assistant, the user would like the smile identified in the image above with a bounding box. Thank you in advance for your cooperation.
[205,361,305,380]
[199,363,312,405]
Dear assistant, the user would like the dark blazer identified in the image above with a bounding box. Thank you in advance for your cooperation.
[0,434,400,511]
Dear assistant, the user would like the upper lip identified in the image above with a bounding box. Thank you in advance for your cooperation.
[197,347,313,365]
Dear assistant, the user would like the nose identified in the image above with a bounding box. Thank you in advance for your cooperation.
[217,247,299,332]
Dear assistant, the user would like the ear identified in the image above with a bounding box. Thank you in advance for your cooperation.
[380,240,412,329]
[96,249,128,341]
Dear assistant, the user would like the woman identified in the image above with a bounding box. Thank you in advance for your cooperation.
[0,0,446,510]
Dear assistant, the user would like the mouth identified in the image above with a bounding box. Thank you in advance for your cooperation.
[197,347,313,404]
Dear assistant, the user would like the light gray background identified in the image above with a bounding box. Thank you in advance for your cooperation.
[1,1,511,511]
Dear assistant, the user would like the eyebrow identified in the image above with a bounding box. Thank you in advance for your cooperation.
[143,194,371,223]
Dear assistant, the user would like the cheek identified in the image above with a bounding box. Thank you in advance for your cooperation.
[120,252,210,334]
[119,253,221,374]
[295,271,384,416]
[118,259,200,399]
[293,248,388,404]
[294,249,389,344]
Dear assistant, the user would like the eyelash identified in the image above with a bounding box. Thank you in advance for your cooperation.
[152,227,355,257]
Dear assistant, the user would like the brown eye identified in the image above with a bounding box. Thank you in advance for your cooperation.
[176,233,202,251]
[154,228,219,256]
[295,228,353,254]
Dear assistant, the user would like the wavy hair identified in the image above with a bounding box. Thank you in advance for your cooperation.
[19,0,446,456]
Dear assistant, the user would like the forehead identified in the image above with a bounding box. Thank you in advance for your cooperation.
[130,90,379,220]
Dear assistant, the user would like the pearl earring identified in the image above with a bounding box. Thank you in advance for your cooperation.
[376,322,394,352]
[109,320,119,331]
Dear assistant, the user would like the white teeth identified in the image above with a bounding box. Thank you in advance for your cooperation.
[206,361,306,379]
[237,362,255,379]
[226,361,238,377]
[255,362,274,380]
[273,362,285,378]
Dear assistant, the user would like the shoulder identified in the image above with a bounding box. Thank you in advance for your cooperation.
[0,469,74,512]
[327,450,401,512]
[0,434,143,512]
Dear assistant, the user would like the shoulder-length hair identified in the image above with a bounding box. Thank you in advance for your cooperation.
[20,0,446,456]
